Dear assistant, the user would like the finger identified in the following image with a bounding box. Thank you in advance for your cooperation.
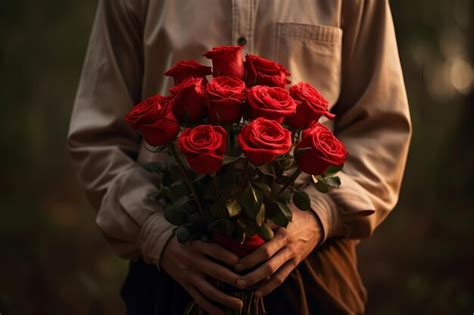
[235,232,287,271]
[255,259,296,298]
[194,256,242,286]
[184,284,224,315]
[191,241,239,266]
[192,275,243,310]
[236,247,292,288]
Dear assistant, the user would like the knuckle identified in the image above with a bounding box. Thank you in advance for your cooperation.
[259,288,270,297]
[274,275,284,285]
[288,245,297,257]
[199,284,212,297]
[289,258,298,268]
[265,263,276,275]
[209,246,220,258]
[262,247,272,260]
[214,269,230,283]
[194,296,204,305]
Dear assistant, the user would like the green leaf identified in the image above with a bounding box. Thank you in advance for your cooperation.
[241,221,257,237]
[311,175,319,184]
[270,183,284,195]
[271,183,292,203]
[313,180,329,193]
[267,200,292,228]
[324,165,344,176]
[241,183,263,217]
[143,142,162,153]
[143,162,163,173]
[257,223,274,241]
[235,228,245,244]
[293,190,311,210]
[168,182,189,200]
[164,197,190,225]
[226,199,241,217]
[176,226,190,243]
[223,219,236,237]
[250,183,260,202]
[209,200,226,217]
[253,182,272,195]
[193,173,206,182]
[223,155,242,165]
[325,176,341,188]
[170,165,185,183]
[256,204,265,226]
[276,157,294,171]
[258,164,276,178]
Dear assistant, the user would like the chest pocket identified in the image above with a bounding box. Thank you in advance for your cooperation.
[275,23,343,107]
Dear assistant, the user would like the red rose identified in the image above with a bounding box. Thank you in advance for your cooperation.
[169,77,207,122]
[203,46,245,79]
[177,125,228,174]
[247,85,297,123]
[206,76,247,124]
[244,54,291,88]
[124,95,179,146]
[287,82,335,129]
[212,232,265,257]
[164,60,212,85]
[295,123,347,175]
[238,117,292,166]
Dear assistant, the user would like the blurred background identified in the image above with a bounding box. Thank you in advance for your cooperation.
[0,0,472,314]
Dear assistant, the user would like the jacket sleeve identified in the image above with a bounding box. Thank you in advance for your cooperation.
[67,0,174,266]
[305,0,412,244]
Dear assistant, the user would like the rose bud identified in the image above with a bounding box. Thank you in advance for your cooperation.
[124,95,179,146]
[177,125,228,174]
[287,82,335,129]
[238,117,292,166]
[164,60,212,85]
[206,76,247,124]
[295,123,347,175]
[169,77,207,122]
[244,54,291,88]
[203,46,245,79]
[247,85,297,123]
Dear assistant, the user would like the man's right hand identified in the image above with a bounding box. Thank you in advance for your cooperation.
[160,237,244,315]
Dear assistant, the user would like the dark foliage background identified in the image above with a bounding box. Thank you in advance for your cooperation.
[0,1,472,314]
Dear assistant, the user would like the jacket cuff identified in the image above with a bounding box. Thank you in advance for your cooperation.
[137,211,175,270]
[303,185,343,245]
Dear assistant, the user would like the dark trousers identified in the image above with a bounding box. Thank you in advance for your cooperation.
[120,259,309,315]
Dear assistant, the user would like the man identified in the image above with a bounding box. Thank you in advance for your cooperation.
[68,0,411,314]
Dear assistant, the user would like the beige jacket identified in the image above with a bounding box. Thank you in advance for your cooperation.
[68,0,411,276]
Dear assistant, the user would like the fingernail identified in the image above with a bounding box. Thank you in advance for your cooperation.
[236,279,247,288]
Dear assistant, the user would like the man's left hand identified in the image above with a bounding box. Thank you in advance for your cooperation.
[234,208,323,297]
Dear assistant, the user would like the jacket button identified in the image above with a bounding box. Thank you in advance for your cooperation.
[237,37,247,46]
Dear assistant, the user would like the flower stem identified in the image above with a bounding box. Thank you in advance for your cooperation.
[168,143,203,214]
[212,175,219,196]
[277,168,302,195]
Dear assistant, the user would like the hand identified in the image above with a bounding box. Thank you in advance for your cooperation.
[161,237,244,315]
[234,208,322,297]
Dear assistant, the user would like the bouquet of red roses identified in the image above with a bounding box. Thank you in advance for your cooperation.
[125,45,347,314]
